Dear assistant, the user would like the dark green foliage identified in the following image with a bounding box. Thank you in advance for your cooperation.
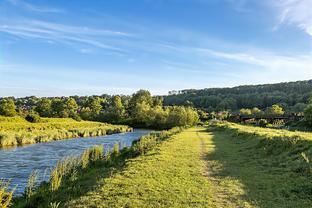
[35,99,52,117]
[258,119,268,127]
[1,90,198,129]
[304,104,312,125]
[25,114,41,123]
[165,80,312,112]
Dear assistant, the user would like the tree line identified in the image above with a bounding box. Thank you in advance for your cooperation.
[164,80,312,113]
[0,90,199,129]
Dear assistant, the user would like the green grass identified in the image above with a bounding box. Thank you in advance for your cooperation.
[0,116,131,147]
[65,128,216,208]
[12,123,312,207]
[12,127,184,208]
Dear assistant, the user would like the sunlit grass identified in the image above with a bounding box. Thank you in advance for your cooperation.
[0,180,14,208]
[12,123,312,207]
[0,116,131,147]
[13,127,184,207]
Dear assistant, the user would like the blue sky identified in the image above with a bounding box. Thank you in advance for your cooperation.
[1,0,312,97]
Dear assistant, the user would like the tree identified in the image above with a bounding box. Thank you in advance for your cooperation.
[147,106,168,129]
[167,106,188,127]
[267,104,284,115]
[291,103,307,114]
[110,96,125,122]
[65,98,79,117]
[0,98,17,116]
[153,96,163,107]
[185,107,199,126]
[251,107,262,115]
[132,101,151,126]
[304,104,312,126]
[51,98,78,118]
[80,107,92,120]
[129,90,153,113]
[239,108,252,115]
[35,98,52,117]
[88,97,103,115]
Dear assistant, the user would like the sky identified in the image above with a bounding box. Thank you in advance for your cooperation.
[1,0,312,97]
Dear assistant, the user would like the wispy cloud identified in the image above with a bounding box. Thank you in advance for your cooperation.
[196,47,312,78]
[0,19,131,53]
[272,0,312,36]
[7,0,64,13]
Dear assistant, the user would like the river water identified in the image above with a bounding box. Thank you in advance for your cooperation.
[0,129,151,195]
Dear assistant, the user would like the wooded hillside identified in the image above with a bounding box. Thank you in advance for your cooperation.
[164,80,312,112]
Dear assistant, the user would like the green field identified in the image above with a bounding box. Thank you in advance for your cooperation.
[64,126,311,208]
[0,116,131,147]
[10,122,311,207]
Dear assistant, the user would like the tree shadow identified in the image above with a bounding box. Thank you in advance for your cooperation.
[204,127,312,208]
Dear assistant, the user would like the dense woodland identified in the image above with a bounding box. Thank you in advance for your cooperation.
[164,80,312,113]
[0,90,199,129]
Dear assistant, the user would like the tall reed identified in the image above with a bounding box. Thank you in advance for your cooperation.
[25,170,39,200]
[0,180,14,208]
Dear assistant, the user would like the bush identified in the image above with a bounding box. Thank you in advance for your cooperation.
[259,119,268,127]
[25,114,41,123]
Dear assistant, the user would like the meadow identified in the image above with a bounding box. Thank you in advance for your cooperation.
[2,122,312,207]
[0,116,132,147]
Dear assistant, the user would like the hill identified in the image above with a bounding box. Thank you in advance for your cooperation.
[164,80,312,112]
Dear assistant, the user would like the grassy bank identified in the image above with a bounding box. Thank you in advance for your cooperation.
[12,127,183,208]
[10,123,312,207]
[209,122,312,207]
[0,116,131,147]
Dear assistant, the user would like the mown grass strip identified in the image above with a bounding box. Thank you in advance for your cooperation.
[65,127,215,208]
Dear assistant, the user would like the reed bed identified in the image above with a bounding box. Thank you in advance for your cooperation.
[0,116,132,147]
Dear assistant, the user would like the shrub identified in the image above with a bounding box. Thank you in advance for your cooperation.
[259,119,268,127]
[25,114,41,123]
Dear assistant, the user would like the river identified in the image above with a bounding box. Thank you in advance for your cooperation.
[0,129,151,195]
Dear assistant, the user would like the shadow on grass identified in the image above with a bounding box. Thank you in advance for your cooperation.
[205,127,312,208]
[13,149,139,208]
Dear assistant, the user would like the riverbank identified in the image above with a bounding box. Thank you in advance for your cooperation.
[0,129,151,196]
[7,123,312,207]
[65,125,311,207]
[0,116,132,147]
[12,127,183,207]
[11,125,312,207]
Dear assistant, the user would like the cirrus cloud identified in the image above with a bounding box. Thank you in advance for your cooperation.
[273,0,312,36]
